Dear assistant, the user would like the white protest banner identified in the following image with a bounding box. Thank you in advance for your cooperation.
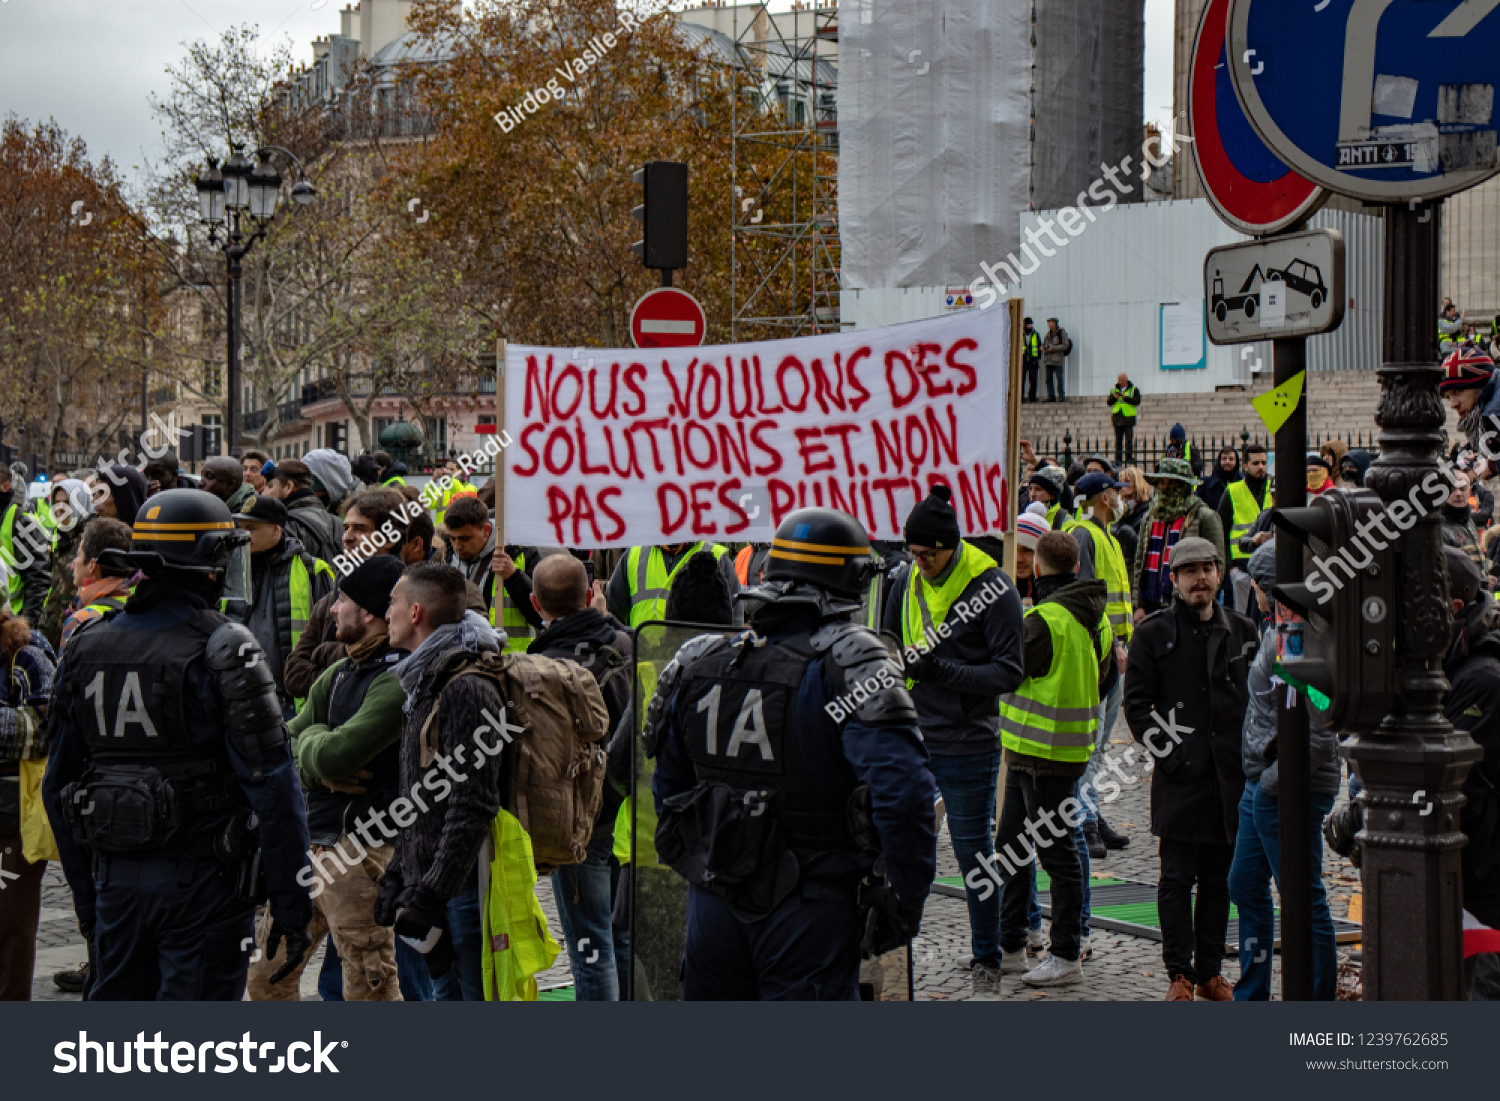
[503,307,1012,547]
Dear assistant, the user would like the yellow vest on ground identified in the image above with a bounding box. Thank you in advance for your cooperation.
[1063,514,1133,642]
[1226,480,1267,563]
[900,542,998,688]
[481,808,560,1001]
[624,543,727,629]
[999,602,1112,763]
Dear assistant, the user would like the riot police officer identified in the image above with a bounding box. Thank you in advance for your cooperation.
[42,489,313,1000]
[650,507,939,1000]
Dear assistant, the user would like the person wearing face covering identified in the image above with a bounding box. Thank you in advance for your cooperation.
[1306,453,1335,497]
[38,478,96,649]
[1131,459,1225,621]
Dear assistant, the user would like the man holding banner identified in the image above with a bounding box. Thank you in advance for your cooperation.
[882,485,1024,997]
[604,541,743,629]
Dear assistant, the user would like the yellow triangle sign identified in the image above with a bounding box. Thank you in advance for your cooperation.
[1252,370,1304,435]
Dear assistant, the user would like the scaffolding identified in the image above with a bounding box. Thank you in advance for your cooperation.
[698,1,842,342]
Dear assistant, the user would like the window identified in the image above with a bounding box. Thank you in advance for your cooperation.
[201,414,222,457]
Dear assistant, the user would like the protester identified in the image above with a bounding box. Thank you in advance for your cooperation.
[1028,464,1070,530]
[1124,536,1256,1001]
[1197,446,1241,513]
[267,459,344,564]
[1442,470,1487,572]
[1439,548,1500,999]
[1131,459,1225,620]
[1014,507,1052,607]
[1114,466,1152,578]
[433,459,479,528]
[142,457,179,495]
[249,555,409,1001]
[1164,423,1199,475]
[1064,473,1133,858]
[1228,542,1341,1000]
[199,455,256,513]
[1108,373,1141,464]
[439,496,543,651]
[88,464,147,526]
[1022,317,1042,403]
[302,448,357,516]
[376,563,506,1000]
[229,495,336,717]
[38,479,95,648]
[1338,448,1372,489]
[242,450,271,494]
[58,519,134,654]
[880,486,1022,995]
[605,539,741,629]
[996,531,1113,987]
[0,606,55,999]
[1219,444,1272,614]
[528,555,632,1000]
[1041,318,1072,402]
[1441,346,1500,479]
[1319,440,1350,486]
[0,465,49,622]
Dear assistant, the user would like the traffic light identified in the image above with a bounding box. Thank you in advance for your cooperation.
[1270,488,1396,731]
[631,161,688,271]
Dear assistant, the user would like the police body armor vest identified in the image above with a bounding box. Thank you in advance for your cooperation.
[305,648,404,842]
[677,632,858,861]
[62,608,244,852]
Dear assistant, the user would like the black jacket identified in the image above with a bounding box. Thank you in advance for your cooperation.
[1446,599,1500,930]
[282,489,344,565]
[1125,597,1257,844]
[881,546,1025,755]
[1198,466,1242,514]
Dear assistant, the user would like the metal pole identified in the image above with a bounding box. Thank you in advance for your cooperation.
[1273,335,1313,1000]
[226,245,243,460]
[661,267,672,288]
[1350,198,1478,999]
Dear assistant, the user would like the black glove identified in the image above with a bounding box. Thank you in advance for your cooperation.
[372,870,405,927]
[904,650,940,683]
[266,918,312,985]
[894,898,925,942]
[394,886,454,978]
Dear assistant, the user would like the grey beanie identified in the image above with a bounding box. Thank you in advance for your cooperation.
[1247,539,1276,593]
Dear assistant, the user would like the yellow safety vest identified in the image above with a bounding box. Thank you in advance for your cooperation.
[1023,331,1042,359]
[481,808,561,1001]
[1226,480,1268,563]
[1,505,21,615]
[614,661,660,865]
[900,542,999,688]
[382,475,407,487]
[624,543,728,628]
[434,479,479,527]
[289,554,335,711]
[492,551,535,653]
[1044,502,1071,530]
[1064,514,1132,642]
[998,602,1112,763]
[1110,385,1139,419]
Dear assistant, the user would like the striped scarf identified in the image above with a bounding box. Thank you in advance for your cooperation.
[1143,517,1188,606]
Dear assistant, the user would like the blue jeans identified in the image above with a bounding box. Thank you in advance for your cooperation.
[1079,678,1123,823]
[432,879,485,1001]
[1228,780,1338,1000]
[928,750,1002,968]
[318,935,343,1001]
[551,837,619,1000]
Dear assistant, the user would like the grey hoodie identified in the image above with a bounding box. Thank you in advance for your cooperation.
[1240,623,1341,797]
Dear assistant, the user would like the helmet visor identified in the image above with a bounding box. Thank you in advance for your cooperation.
[219,539,253,611]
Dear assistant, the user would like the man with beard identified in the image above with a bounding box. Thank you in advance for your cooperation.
[1219,444,1271,614]
[248,555,409,1000]
[1441,346,1500,473]
[1131,459,1225,621]
[1125,537,1256,1001]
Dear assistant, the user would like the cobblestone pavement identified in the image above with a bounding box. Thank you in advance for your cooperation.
[28,720,1362,1001]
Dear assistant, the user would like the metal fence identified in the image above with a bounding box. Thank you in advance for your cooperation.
[1029,427,1386,472]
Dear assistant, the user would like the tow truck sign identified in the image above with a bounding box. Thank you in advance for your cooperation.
[1227,0,1500,201]
[1204,228,1345,344]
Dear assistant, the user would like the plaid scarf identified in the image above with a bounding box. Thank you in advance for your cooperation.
[1143,517,1188,606]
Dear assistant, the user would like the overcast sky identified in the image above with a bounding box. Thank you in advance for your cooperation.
[0,0,1177,188]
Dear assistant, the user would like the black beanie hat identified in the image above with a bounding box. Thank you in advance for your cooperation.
[339,554,406,618]
[904,485,962,549]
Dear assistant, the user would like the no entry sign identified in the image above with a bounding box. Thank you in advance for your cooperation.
[630,287,707,348]
[1190,0,1325,234]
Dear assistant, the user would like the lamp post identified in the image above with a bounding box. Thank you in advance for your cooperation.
[195,143,316,458]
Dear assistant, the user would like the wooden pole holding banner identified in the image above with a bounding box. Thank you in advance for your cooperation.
[1004,298,1025,578]
[492,337,507,625]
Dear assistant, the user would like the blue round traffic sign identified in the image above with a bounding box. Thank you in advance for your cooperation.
[1227,0,1500,202]
[1191,0,1326,233]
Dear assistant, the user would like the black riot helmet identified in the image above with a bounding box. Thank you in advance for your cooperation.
[740,507,875,616]
[97,488,252,600]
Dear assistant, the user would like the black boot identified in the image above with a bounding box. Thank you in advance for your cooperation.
[1082,819,1106,860]
[1097,815,1130,850]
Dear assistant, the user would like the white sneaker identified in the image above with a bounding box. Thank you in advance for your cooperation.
[1079,935,1093,962]
[1001,948,1030,974]
[1021,954,1083,987]
[1026,928,1046,952]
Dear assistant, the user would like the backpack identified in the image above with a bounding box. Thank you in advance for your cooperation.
[428,651,610,873]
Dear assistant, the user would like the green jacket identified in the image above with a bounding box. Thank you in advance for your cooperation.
[288,655,406,789]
